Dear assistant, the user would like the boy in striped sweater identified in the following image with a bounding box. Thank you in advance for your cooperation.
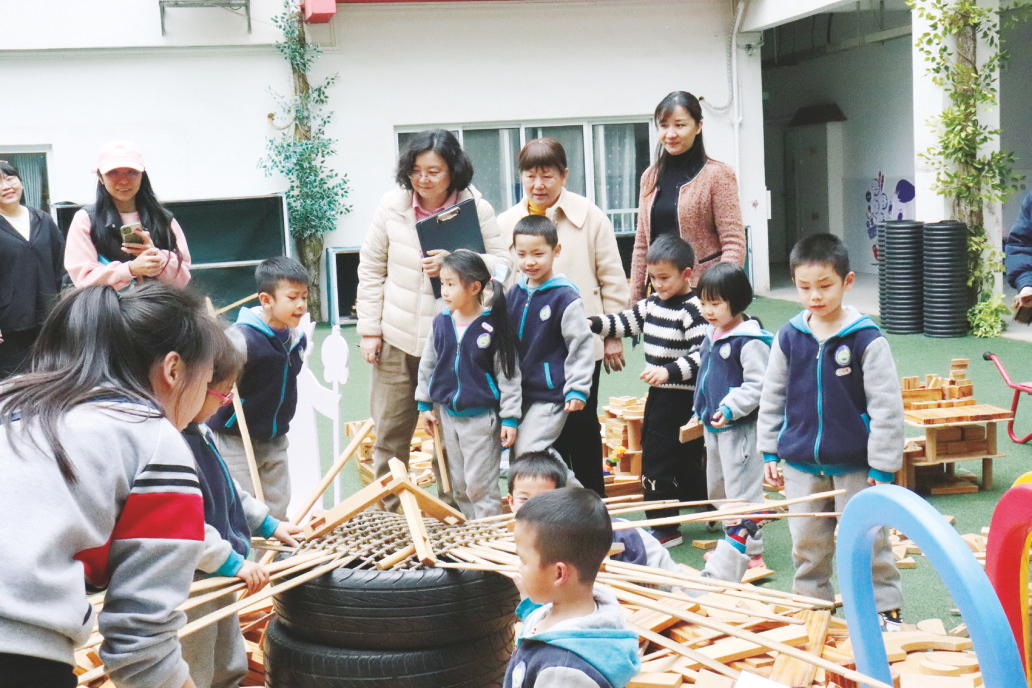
[588,235,708,546]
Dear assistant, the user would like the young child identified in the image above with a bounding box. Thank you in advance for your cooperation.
[508,487,641,688]
[507,215,594,459]
[181,326,304,688]
[588,234,708,547]
[506,452,756,595]
[758,233,904,630]
[209,256,309,520]
[694,263,773,569]
[416,251,522,519]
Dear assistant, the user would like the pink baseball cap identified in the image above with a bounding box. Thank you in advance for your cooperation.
[95,140,146,174]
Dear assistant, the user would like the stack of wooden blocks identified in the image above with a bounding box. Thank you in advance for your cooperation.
[897,360,1012,494]
[901,359,974,411]
[602,396,646,497]
[351,420,437,488]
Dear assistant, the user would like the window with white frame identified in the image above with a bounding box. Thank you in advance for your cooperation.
[398,120,652,233]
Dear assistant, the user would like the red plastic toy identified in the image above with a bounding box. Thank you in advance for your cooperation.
[984,352,1032,444]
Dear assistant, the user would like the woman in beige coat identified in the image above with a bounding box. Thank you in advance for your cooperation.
[497,138,629,495]
[357,130,510,501]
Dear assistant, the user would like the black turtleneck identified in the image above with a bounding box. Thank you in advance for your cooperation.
[650,146,706,242]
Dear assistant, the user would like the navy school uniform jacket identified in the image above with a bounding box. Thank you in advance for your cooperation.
[504,587,640,688]
[756,306,904,481]
[694,318,773,430]
[183,423,278,576]
[415,308,522,425]
[1005,188,1032,291]
[507,275,594,405]
[208,306,306,440]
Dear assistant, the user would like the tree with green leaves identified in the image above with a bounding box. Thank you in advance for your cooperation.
[260,0,350,319]
[909,0,1029,336]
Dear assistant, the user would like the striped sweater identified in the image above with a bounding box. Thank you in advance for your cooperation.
[588,292,707,390]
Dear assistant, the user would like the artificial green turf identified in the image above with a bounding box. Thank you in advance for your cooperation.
[306,294,1032,629]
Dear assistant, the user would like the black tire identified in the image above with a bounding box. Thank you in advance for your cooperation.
[264,618,513,688]
[274,565,519,650]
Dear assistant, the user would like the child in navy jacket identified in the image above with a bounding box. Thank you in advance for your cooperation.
[182,326,302,688]
[507,216,594,460]
[209,257,309,520]
[758,233,904,630]
[694,263,772,568]
[416,251,522,519]
[507,488,640,688]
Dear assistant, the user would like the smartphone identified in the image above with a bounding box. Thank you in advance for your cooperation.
[120,222,144,245]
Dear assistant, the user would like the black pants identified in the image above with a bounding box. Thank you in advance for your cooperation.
[0,326,40,380]
[641,386,707,522]
[553,361,605,496]
[0,653,77,688]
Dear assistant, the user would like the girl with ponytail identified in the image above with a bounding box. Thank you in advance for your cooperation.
[0,282,222,688]
[415,250,521,518]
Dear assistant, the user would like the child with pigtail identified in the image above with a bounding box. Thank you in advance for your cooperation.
[416,250,522,519]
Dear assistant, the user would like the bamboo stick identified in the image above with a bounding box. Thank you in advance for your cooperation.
[179,554,348,638]
[432,422,452,494]
[214,292,259,316]
[603,559,833,608]
[605,585,893,688]
[611,489,845,531]
[606,497,745,516]
[628,621,740,681]
[599,576,803,625]
[204,296,264,505]
[292,418,374,524]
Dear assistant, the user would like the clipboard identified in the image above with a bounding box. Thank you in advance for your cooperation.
[415,198,486,298]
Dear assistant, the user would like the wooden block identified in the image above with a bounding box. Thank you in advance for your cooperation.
[922,651,979,674]
[627,599,699,634]
[961,425,987,441]
[939,439,989,455]
[951,358,970,368]
[692,539,719,551]
[679,417,704,443]
[740,566,774,584]
[961,534,986,552]
[627,672,683,688]
[915,619,948,636]
[388,459,437,566]
[882,631,973,657]
[942,514,955,524]
[681,624,811,670]
[956,397,976,406]
[896,556,917,569]
[934,426,964,442]
[692,670,736,688]
[929,481,979,496]
[903,389,944,404]
[768,609,831,687]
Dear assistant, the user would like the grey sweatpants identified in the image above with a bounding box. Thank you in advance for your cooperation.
[215,433,290,521]
[783,464,903,612]
[513,400,567,459]
[439,411,503,519]
[181,591,248,688]
[370,341,457,511]
[705,423,764,556]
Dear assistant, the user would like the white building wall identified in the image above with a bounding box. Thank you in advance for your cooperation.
[2,0,770,297]
[763,34,915,274]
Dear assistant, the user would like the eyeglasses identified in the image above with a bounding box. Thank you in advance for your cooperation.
[409,169,447,181]
[207,388,235,407]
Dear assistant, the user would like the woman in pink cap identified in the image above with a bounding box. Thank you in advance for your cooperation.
[64,140,191,289]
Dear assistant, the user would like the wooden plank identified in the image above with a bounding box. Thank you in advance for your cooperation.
[693,670,735,688]
[627,672,683,688]
[768,609,831,687]
[303,474,400,539]
[678,624,810,670]
[692,539,719,550]
[679,417,704,443]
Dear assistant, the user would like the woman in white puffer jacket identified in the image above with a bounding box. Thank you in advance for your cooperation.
[357,129,510,502]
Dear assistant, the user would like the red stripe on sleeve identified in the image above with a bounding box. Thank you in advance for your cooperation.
[75,539,113,588]
[112,492,205,542]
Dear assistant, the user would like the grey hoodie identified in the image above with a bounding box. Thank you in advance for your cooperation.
[0,401,204,688]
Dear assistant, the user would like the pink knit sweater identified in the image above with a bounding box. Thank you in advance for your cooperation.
[630,158,745,302]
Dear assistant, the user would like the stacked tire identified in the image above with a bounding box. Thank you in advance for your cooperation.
[266,565,520,687]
